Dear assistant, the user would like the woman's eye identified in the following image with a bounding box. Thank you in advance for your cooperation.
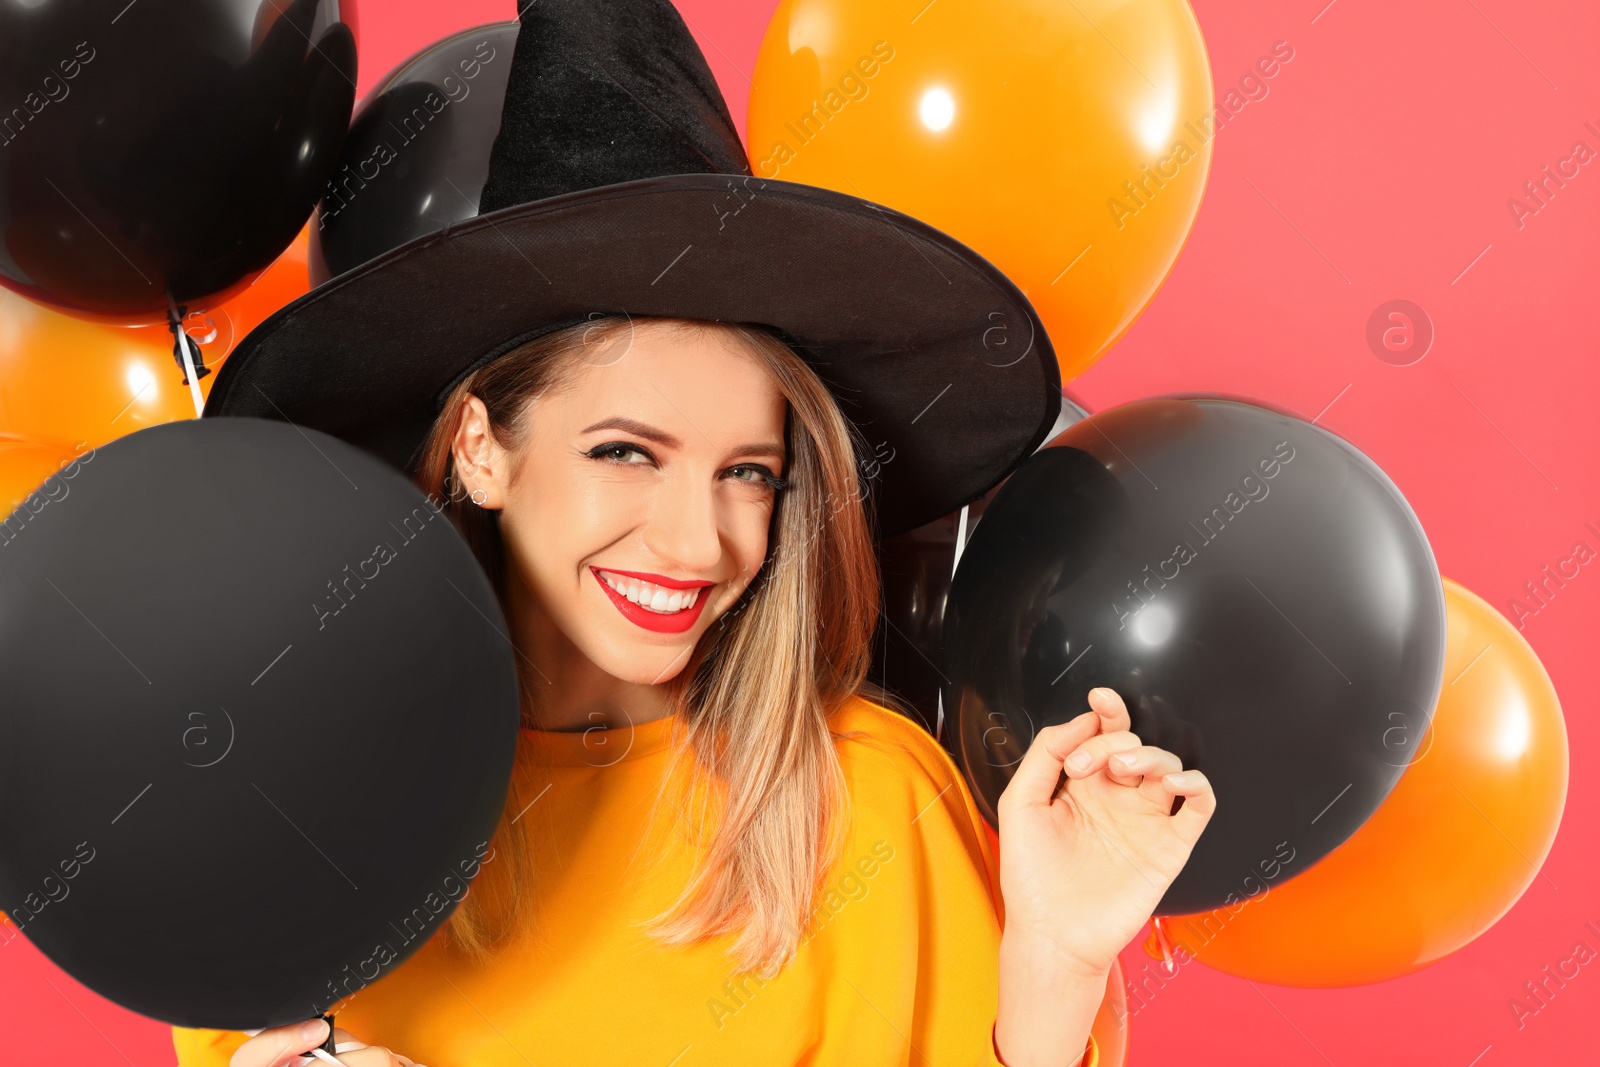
[587,441,655,465]
[727,465,784,489]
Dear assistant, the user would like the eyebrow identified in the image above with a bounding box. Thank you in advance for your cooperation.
[580,416,786,462]
[581,417,681,448]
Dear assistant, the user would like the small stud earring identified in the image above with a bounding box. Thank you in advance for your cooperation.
[470,488,488,507]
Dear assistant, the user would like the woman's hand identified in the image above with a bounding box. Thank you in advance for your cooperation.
[992,687,1216,1067]
[1000,686,1216,974]
[230,1018,425,1067]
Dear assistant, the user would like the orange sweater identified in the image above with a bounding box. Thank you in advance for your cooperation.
[172,696,1098,1066]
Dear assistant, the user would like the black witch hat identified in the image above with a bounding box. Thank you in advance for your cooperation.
[203,0,1061,536]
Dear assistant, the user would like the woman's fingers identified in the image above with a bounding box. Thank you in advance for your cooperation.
[268,1026,421,1067]
[998,710,1103,813]
[1061,730,1141,780]
[1057,688,1138,782]
[999,689,1167,811]
[325,1046,413,1067]
[1087,687,1132,735]
[287,1026,365,1067]
[1157,769,1217,844]
[232,1020,334,1067]
[1107,745,1183,792]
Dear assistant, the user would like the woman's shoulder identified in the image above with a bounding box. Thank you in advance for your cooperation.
[826,691,1002,912]
[829,692,954,771]
[827,692,976,823]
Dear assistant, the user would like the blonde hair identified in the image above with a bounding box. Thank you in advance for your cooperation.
[415,316,880,977]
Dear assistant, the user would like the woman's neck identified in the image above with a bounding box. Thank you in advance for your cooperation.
[505,571,676,733]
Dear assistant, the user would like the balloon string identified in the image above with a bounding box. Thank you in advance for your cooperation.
[951,503,971,578]
[934,503,973,745]
[166,299,206,418]
[1151,916,1178,977]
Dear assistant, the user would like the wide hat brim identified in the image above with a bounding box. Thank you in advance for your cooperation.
[204,172,1061,536]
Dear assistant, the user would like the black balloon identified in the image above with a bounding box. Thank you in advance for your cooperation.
[0,0,358,320]
[941,397,1446,914]
[310,21,518,285]
[869,395,1090,750]
[0,418,519,1029]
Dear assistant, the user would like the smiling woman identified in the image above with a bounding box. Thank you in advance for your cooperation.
[414,314,879,970]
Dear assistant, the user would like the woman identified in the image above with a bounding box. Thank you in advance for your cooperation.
[176,3,1214,1065]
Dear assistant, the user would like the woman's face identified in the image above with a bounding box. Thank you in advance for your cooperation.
[455,322,787,686]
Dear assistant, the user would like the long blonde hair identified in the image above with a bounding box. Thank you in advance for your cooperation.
[415,316,880,977]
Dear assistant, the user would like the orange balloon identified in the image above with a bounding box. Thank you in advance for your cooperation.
[0,292,204,451]
[1152,577,1569,986]
[749,0,1214,382]
[0,226,309,452]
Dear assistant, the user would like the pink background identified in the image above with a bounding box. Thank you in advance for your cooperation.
[3,0,1596,1063]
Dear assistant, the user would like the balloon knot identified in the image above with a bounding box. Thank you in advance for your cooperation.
[166,304,211,385]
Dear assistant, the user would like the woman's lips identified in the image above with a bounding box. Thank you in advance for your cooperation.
[590,567,713,634]
[596,567,715,591]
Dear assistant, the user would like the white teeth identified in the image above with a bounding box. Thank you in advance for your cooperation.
[598,571,699,614]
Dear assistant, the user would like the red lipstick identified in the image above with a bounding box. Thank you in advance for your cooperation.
[595,567,714,590]
[590,567,713,634]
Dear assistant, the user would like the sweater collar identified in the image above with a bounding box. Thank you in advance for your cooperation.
[519,711,678,767]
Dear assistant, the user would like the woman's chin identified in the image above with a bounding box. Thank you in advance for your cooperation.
[583,631,701,687]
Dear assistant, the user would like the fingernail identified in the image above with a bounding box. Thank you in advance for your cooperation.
[1066,751,1091,773]
[300,1019,328,1043]
[1166,772,1188,787]
[1113,753,1138,769]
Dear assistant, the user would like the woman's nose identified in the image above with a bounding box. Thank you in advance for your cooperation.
[641,470,723,574]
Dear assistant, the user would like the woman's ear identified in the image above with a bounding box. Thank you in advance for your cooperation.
[452,394,508,509]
